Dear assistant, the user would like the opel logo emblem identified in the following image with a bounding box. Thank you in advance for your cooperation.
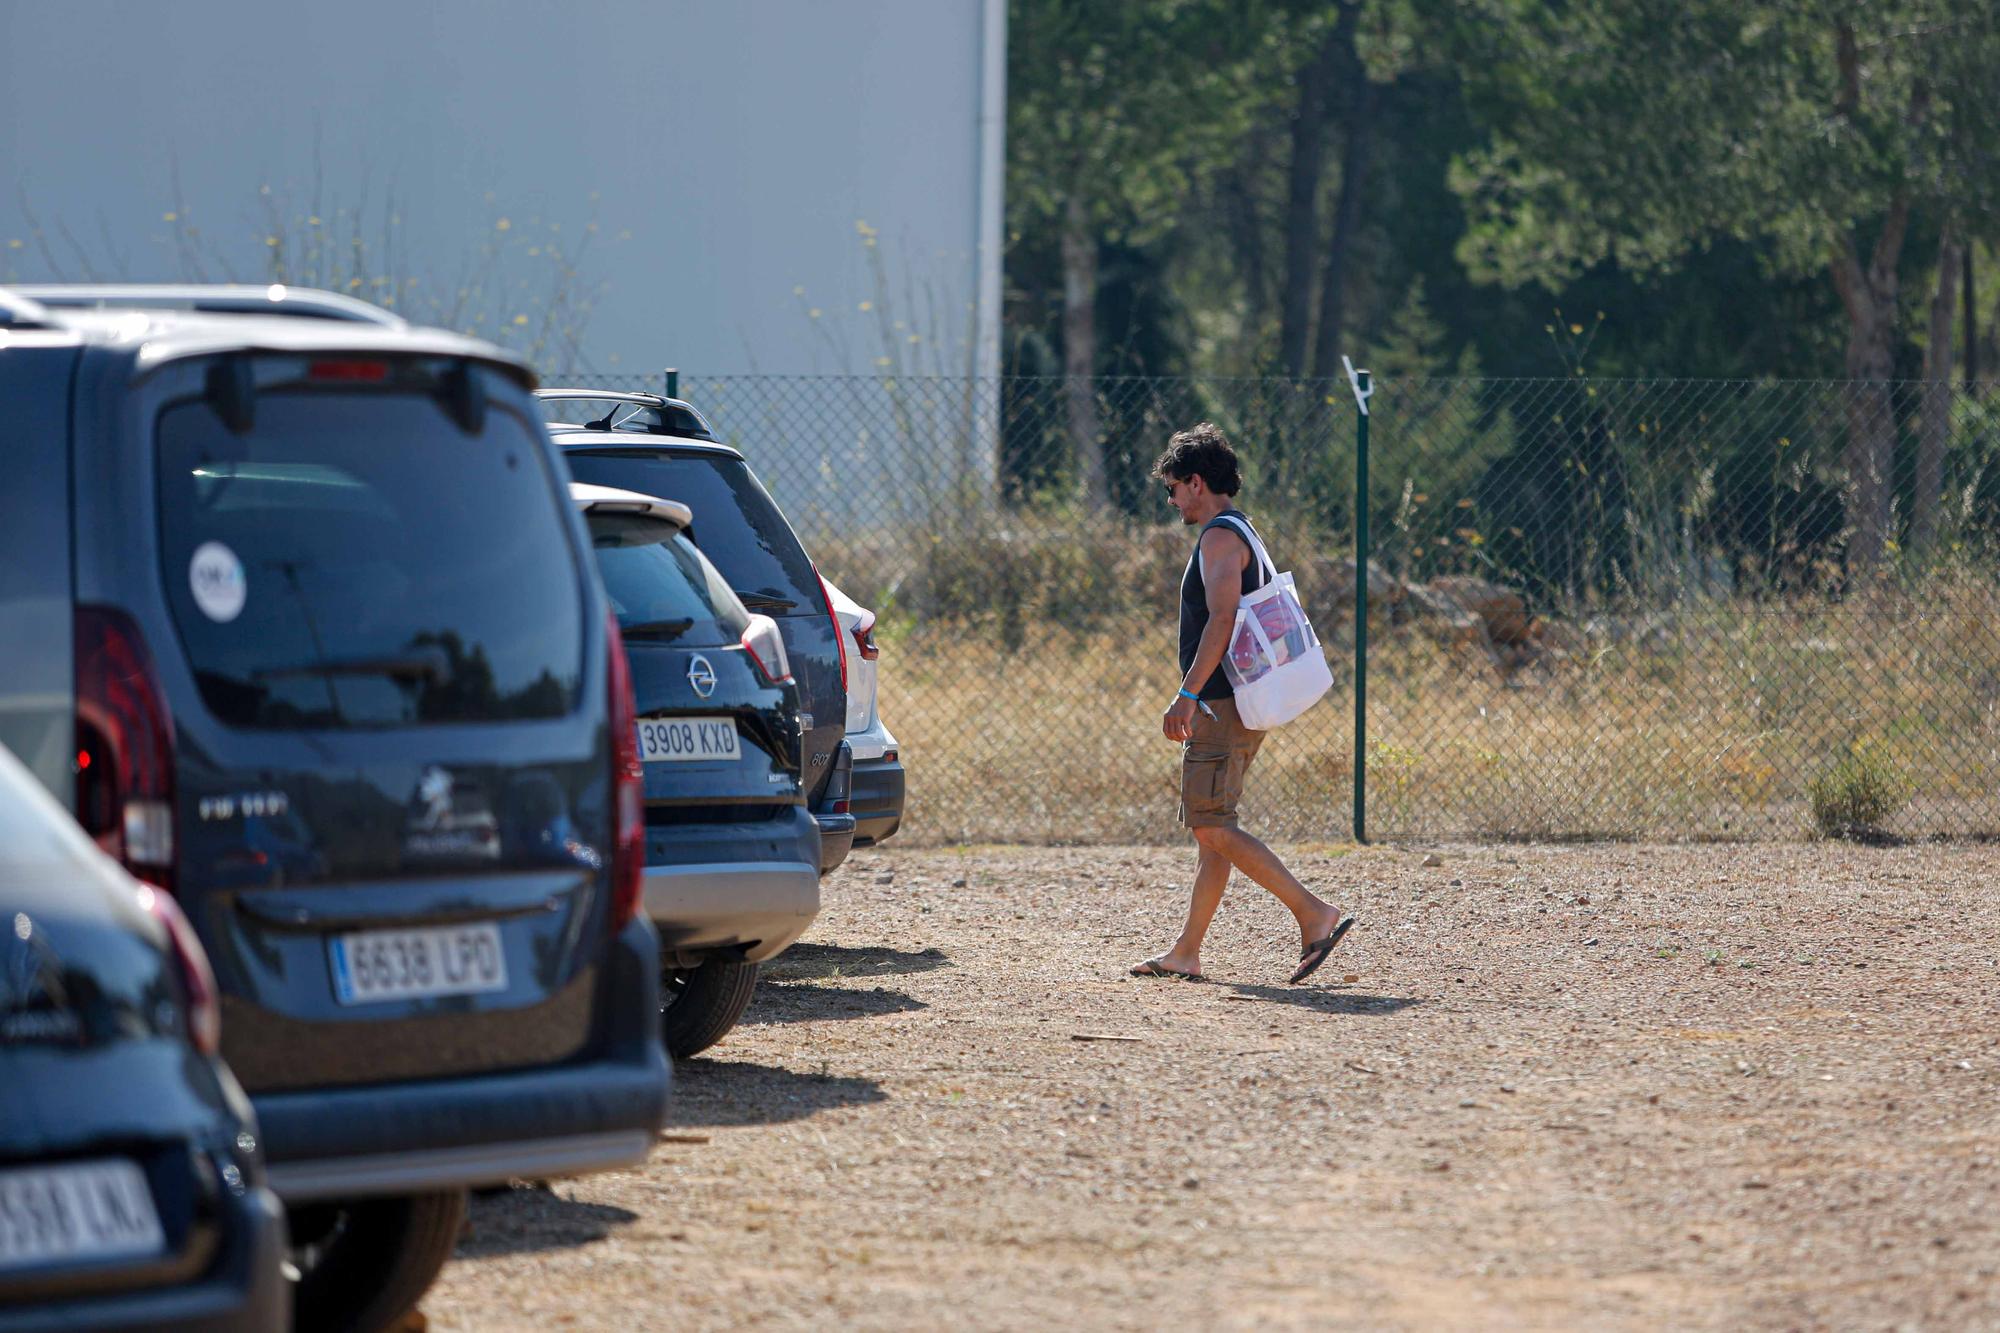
[688,654,717,699]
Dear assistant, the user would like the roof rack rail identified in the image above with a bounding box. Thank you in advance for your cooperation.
[0,288,54,330]
[535,388,718,441]
[12,284,406,328]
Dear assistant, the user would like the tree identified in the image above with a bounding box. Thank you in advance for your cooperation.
[1008,0,1260,507]
[1443,0,2000,570]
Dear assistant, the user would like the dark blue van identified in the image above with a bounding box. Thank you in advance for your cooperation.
[0,286,671,1333]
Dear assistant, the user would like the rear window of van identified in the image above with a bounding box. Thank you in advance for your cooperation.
[561,451,822,616]
[156,392,584,729]
[586,514,752,646]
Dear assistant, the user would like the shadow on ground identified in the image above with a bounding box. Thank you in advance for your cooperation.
[760,942,952,982]
[669,1056,887,1128]
[743,980,927,1025]
[1215,984,1422,1016]
[456,1184,639,1259]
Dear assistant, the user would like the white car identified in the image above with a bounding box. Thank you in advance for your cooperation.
[825,581,904,847]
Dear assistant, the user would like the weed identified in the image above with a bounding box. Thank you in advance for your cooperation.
[1807,738,1912,840]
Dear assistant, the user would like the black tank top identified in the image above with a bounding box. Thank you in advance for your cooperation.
[1178,508,1265,701]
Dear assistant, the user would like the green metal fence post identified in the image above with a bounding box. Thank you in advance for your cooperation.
[1342,358,1374,843]
[664,367,680,400]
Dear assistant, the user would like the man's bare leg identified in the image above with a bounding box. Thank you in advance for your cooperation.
[1134,844,1230,977]
[1193,824,1343,948]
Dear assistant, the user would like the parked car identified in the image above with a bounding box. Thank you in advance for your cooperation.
[570,482,819,1055]
[0,741,288,1333]
[539,389,856,875]
[824,581,905,848]
[0,285,672,1333]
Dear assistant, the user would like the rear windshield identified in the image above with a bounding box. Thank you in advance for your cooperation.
[586,515,752,645]
[157,391,584,729]
[562,451,820,615]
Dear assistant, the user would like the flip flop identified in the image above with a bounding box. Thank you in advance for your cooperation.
[1130,959,1206,982]
[1288,915,1357,985]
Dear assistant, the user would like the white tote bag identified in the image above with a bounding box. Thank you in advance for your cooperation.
[1208,514,1334,730]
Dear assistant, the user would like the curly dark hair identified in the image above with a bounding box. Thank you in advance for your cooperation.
[1151,421,1242,496]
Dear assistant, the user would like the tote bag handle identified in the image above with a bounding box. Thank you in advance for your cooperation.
[1199,514,1278,587]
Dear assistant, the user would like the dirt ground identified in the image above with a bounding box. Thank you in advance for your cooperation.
[423,841,2000,1331]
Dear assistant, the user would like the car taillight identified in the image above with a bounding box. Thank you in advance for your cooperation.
[741,613,794,685]
[74,606,176,894]
[816,570,848,692]
[137,882,220,1056]
[604,612,644,931]
[852,613,880,662]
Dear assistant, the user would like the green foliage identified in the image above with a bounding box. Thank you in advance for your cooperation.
[1807,738,1913,839]
[1359,281,1516,577]
[1440,0,2000,328]
[1007,0,1261,248]
[1002,0,1998,387]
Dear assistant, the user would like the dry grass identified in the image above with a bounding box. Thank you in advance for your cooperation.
[880,577,2000,845]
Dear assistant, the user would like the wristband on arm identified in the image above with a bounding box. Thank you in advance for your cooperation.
[1177,687,1218,719]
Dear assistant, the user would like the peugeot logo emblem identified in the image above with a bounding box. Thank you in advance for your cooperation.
[687,654,717,699]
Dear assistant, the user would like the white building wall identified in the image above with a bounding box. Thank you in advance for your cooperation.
[0,0,1000,382]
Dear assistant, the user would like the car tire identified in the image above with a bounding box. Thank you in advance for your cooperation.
[289,1188,468,1333]
[661,956,759,1058]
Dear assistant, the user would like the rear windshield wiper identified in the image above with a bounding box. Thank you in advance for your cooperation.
[253,648,450,685]
[739,593,797,613]
[618,617,696,641]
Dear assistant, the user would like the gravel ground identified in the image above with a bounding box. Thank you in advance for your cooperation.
[423,841,2000,1330]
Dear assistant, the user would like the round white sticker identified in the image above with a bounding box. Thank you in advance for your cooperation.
[188,541,247,623]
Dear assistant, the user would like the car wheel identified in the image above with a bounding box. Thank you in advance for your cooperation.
[660,956,759,1058]
[289,1189,468,1333]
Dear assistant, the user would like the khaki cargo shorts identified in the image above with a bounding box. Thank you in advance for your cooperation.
[1178,695,1264,830]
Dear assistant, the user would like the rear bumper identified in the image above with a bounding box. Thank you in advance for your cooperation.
[814,812,856,875]
[850,755,905,847]
[644,860,820,964]
[0,1185,287,1333]
[254,916,671,1203]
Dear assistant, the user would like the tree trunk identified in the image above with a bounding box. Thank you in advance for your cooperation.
[1276,17,1348,378]
[1060,191,1107,510]
[1221,132,1272,369]
[1828,201,1908,574]
[1913,225,1962,555]
[1964,244,1977,389]
[1311,59,1380,381]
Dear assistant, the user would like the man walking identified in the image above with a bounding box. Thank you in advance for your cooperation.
[1131,423,1355,985]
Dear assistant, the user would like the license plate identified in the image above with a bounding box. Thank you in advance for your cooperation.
[0,1159,164,1273]
[329,923,507,1005]
[636,716,740,763]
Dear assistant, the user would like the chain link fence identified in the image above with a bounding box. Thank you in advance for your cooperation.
[557,371,2000,845]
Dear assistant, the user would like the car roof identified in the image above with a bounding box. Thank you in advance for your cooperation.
[553,428,745,460]
[568,482,693,530]
[0,284,533,386]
